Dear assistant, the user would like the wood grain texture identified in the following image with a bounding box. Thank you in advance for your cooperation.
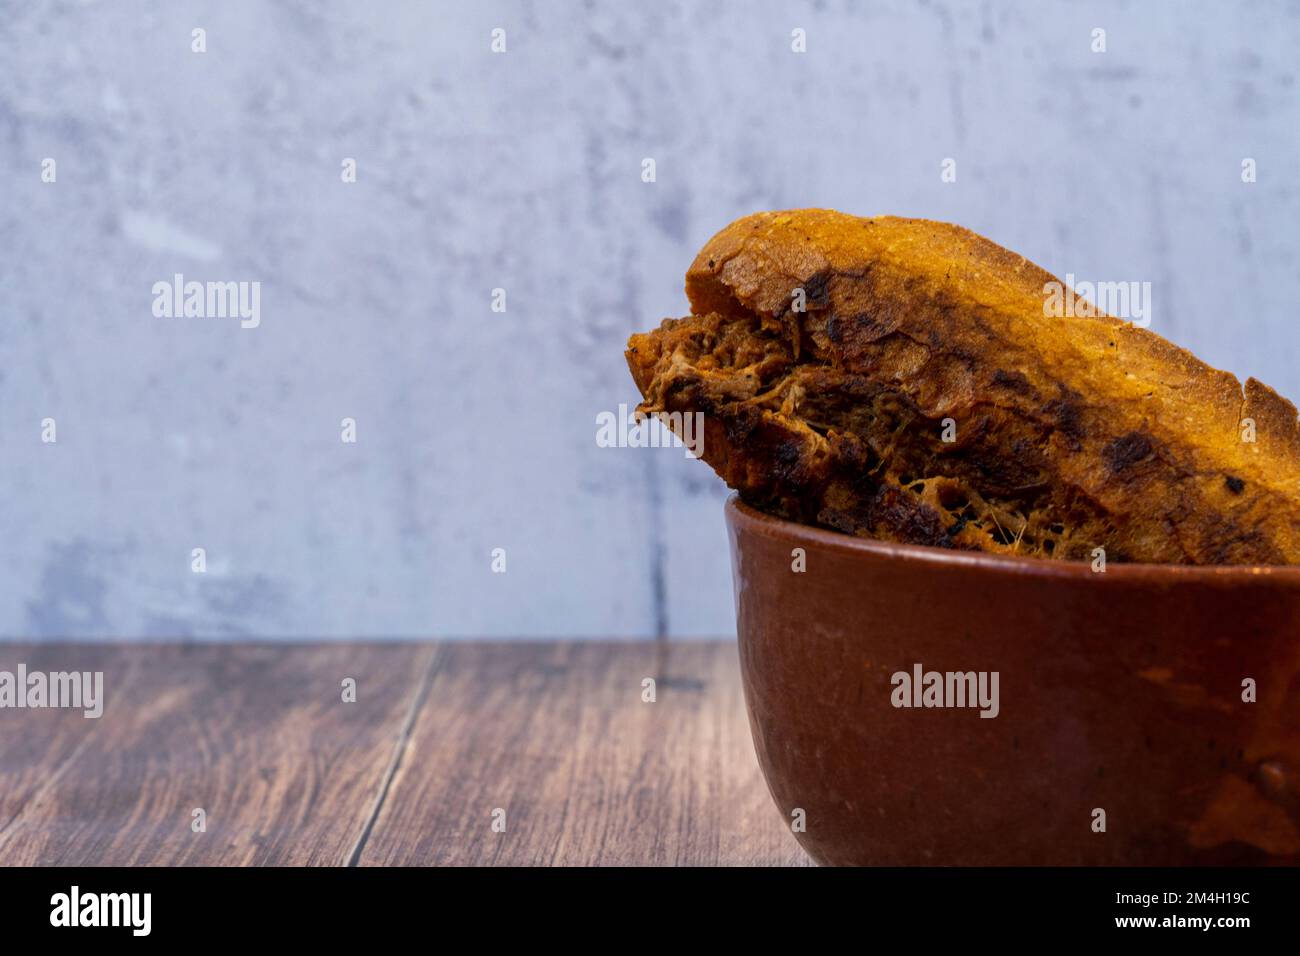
[0,643,434,865]
[0,645,145,856]
[0,642,807,866]
[359,642,810,866]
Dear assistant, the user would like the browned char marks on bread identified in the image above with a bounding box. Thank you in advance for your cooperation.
[626,209,1300,564]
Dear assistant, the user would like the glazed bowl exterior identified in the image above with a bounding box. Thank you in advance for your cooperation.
[725,495,1300,865]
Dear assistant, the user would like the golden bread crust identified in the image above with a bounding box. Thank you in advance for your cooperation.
[627,209,1300,564]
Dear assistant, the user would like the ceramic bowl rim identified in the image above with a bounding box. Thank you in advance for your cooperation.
[725,494,1300,587]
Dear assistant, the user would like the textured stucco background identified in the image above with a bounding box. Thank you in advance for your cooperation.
[2,1,1298,639]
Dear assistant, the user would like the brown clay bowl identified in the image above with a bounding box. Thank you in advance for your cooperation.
[725,495,1300,866]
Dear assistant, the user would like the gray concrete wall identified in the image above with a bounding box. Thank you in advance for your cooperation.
[2,1,1298,638]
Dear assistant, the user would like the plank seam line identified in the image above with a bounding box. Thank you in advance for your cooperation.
[344,644,442,866]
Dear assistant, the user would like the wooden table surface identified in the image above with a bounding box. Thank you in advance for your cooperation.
[0,642,810,866]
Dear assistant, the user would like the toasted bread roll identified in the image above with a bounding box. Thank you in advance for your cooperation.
[626,209,1300,564]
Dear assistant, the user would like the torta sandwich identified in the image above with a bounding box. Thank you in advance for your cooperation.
[626,209,1300,564]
